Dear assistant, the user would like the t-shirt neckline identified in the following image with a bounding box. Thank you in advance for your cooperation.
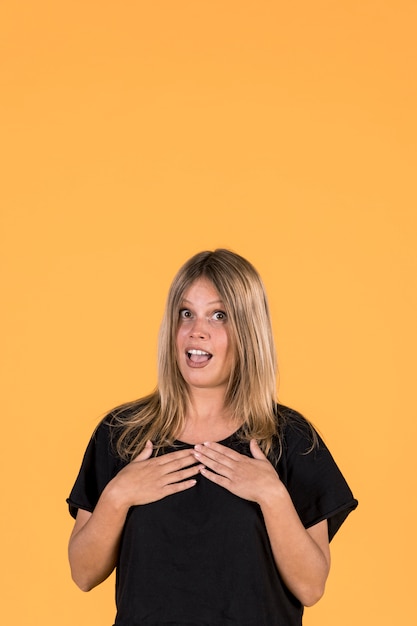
[174,430,240,447]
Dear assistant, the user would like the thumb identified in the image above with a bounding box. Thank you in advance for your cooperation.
[250,439,266,460]
[136,440,154,461]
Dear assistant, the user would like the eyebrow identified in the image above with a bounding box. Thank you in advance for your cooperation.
[181,299,225,306]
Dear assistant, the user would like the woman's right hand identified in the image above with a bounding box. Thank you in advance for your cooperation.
[69,442,201,592]
[109,441,202,508]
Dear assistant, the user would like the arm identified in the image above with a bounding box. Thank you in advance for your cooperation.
[194,440,330,607]
[68,498,126,592]
[258,490,330,606]
[68,442,201,592]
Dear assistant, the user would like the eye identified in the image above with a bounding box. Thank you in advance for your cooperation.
[179,309,193,319]
[212,310,227,321]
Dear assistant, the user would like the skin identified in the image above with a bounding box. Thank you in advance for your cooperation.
[69,278,330,606]
[68,444,201,591]
[176,277,234,396]
[193,440,330,606]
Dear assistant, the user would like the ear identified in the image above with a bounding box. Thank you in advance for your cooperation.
[250,439,266,460]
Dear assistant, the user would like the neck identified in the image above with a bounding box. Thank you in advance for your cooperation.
[178,388,241,445]
[177,387,240,445]
[185,386,231,422]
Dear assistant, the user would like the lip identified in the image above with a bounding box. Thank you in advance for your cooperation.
[185,358,211,369]
[185,347,213,368]
[185,345,212,354]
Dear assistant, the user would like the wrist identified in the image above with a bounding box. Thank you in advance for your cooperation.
[256,481,290,511]
[101,477,132,514]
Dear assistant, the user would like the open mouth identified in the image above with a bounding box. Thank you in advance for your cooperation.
[187,349,213,364]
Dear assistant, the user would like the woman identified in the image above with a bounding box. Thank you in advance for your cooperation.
[67,249,358,626]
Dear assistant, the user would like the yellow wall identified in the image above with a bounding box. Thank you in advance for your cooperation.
[1,2,416,624]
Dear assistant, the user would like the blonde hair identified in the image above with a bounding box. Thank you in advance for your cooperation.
[110,249,282,459]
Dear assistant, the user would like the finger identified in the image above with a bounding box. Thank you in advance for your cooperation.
[152,449,195,471]
[200,467,230,488]
[196,441,243,461]
[164,464,205,485]
[135,440,154,461]
[192,449,227,472]
[193,444,239,469]
[194,452,232,478]
[164,478,197,495]
[161,454,200,475]
[157,448,196,464]
[249,439,267,460]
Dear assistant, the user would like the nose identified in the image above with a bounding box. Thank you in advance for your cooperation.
[189,316,210,338]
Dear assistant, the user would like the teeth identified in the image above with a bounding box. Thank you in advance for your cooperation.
[188,349,210,356]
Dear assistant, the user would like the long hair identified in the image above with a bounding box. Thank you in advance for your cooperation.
[109,249,282,460]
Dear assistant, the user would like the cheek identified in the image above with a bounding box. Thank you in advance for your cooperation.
[175,330,182,354]
[176,325,189,360]
[176,325,186,345]
[221,331,234,360]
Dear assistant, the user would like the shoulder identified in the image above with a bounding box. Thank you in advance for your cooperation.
[274,404,358,540]
[100,398,150,438]
[275,403,310,427]
[105,398,148,423]
[274,403,344,484]
[81,416,121,466]
[275,403,319,454]
[79,403,143,465]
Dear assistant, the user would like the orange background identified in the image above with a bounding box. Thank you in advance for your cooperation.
[1,1,416,624]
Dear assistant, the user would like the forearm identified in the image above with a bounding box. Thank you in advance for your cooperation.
[68,483,129,592]
[69,446,199,592]
[259,487,330,607]
[194,439,331,606]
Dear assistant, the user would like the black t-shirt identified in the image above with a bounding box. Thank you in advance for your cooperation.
[67,405,358,626]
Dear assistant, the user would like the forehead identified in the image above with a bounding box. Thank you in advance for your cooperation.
[181,278,223,304]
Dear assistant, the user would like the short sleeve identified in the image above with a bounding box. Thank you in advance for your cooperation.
[66,420,126,519]
[280,415,358,541]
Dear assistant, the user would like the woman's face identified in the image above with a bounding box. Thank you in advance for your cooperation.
[176,278,234,394]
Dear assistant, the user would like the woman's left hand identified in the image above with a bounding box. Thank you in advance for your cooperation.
[194,439,331,606]
[193,440,283,504]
